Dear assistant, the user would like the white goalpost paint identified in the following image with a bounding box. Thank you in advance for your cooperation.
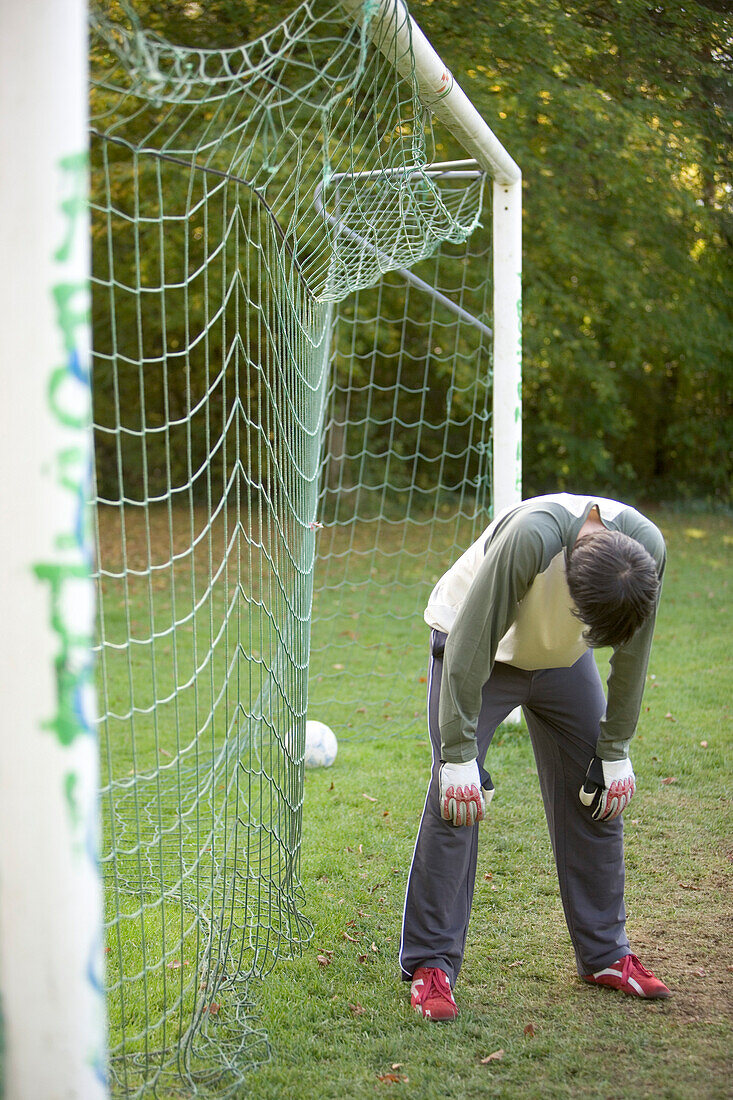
[342,0,523,514]
[0,1,108,1097]
[492,177,523,516]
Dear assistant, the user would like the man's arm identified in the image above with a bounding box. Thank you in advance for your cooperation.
[597,518,667,761]
[438,517,547,762]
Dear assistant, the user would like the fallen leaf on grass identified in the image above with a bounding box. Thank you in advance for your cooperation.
[664,712,676,721]
[700,740,709,748]
[391,1064,403,1070]
[679,882,701,890]
[480,1050,505,1064]
[363,793,377,802]
[524,1023,536,1037]
[693,967,706,978]
[343,930,359,942]
[317,951,333,967]
[377,1072,409,1084]
[349,1002,365,1016]
[661,776,678,785]
[507,959,524,969]
[203,1002,220,1015]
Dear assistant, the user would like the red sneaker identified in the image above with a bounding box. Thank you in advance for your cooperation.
[583,954,671,999]
[410,966,459,1020]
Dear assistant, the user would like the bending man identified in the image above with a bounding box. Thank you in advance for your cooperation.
[401,493,671,1020]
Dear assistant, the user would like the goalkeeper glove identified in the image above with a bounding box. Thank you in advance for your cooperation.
[579,756,635,821]
[439,760,494,827]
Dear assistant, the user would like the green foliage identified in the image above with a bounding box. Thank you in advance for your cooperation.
[90,0,732,505]
[408,0,732,503]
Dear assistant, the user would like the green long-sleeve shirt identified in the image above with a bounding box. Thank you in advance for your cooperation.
[424,494,666,764]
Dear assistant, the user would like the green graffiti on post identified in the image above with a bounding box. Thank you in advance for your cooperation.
[64,770,81,830]
[32,561,92,747]
[33,152,94,773]
[53,152,88,265]
[29,134,105,1088]
[52,281,88,352]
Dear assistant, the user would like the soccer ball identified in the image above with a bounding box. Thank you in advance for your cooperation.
[304,720,338,769]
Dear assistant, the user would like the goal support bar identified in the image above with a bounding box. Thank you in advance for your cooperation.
[314,162,493,339]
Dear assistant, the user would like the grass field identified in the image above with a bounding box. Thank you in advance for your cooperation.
[4,507,728,1098]
[244,507,732,1100]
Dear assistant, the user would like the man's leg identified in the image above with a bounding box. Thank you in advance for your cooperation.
[522,651,631,975]
[399,633,529,987]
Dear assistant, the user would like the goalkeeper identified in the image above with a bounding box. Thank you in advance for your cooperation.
[401,493,671,1021]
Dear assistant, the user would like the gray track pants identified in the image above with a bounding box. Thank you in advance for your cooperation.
[399,631,631,985]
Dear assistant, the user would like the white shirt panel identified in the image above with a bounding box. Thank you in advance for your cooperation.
[493,549,587,669]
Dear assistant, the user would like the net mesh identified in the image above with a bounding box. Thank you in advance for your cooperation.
[310,235,494,734]
[90,0,493,1093]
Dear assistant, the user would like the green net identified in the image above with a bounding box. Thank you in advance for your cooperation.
[90,0,493,1093]
[310,233,494,736]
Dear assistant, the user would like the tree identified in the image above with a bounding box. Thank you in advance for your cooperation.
[410,0,732,502]
[90,0,733,503]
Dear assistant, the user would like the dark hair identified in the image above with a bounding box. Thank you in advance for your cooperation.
[566,530,660,648]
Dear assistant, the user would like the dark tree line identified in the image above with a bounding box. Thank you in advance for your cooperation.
[92,0,732,505]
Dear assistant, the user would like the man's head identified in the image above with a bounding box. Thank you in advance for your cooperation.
[566,530,660,649]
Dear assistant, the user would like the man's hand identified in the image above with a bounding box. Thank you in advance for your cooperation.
[579,756,636,821]
[439,760,489,826]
